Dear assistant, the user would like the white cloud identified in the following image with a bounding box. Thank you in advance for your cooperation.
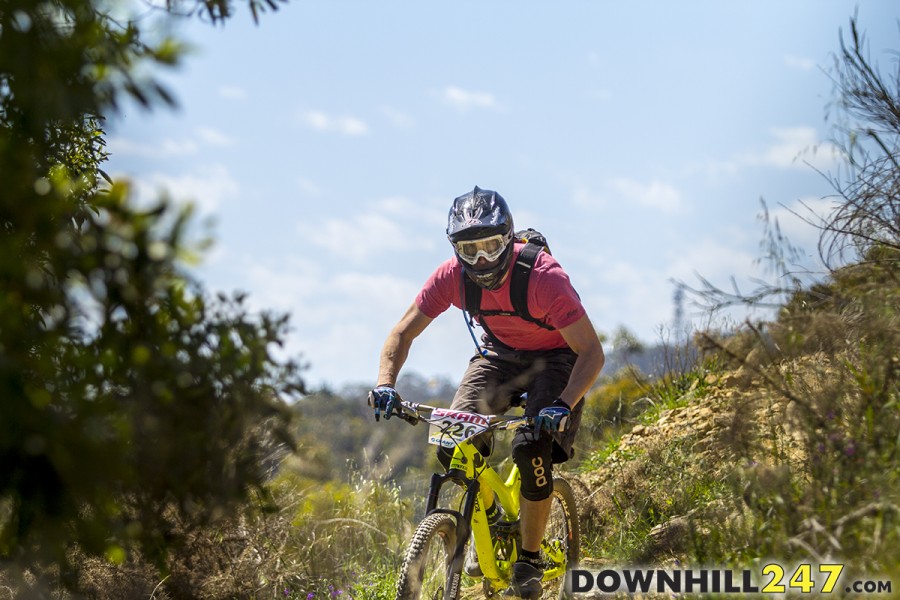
[108,128,237,159]
[610,178,683,213]
[297,110,370,136]
[760,127,816,168]
[785,54,816,71]
[376,196,446,228]
[332,271,423,305]
[685,127,842,181]
[129,164,239,215]
[233,255,428,385]
[304,210,435,262]
[241,255,321,308]
[666,237,758,283]
[650,240,760,335]
[298,196,444,263]
[661,230,822,330]
[569,225,776,342]
[685,157,742,180]
[571,182,608,209]
[442,86,499,111]
[573,257,679,341]
[759,127,841,171]
[196,127,236,147]
[766,196,838,258]
[217,85,248,100]
[382,106,416,128]
[296,176,321,195]
[568,177,682,213]
[107,136,198,158]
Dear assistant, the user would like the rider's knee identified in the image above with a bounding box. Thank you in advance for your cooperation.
[511,429,553,501]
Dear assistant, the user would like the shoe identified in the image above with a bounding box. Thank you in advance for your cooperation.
[503,560,543,599]
[464,537,483,577]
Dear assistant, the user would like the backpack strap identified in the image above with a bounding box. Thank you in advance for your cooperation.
[462,274,512,339]
[462,272,481,317]
[509,242,555,330]
[461,274,513,351]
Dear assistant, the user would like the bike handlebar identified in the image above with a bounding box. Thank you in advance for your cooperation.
[392,398,534,431]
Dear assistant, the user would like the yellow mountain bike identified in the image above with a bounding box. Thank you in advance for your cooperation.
[385,395,579,600]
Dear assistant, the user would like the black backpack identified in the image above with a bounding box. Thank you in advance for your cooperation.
[461,229,554,349]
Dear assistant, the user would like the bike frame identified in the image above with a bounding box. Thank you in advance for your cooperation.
[423,438,523,595]
[393,399,569,599]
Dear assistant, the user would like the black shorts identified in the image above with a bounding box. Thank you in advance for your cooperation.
[448,343,583,464]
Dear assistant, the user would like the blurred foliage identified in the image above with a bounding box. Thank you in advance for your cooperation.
[819,17,900,266]
[60,468,407,599]
[0,0,303,592]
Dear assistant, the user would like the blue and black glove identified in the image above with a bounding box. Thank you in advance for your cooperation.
[368,385,399,421]
[534,399,571,437]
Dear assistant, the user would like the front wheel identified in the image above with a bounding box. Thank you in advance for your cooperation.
[542,477,580,599]
[396,512,460,600]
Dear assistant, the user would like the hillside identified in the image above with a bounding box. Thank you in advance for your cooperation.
[6,250,898,599]
[43,290,897,599]
[569,271,900,591]
[574,368,799,566]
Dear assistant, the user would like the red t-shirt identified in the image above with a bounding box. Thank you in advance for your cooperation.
[415,243,586,351]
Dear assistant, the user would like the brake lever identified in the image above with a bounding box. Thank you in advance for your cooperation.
[398,411,419,425]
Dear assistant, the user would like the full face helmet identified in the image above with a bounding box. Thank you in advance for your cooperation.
[446,186,515,290]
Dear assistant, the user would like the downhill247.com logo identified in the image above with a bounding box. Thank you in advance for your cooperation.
[568,564,893,596]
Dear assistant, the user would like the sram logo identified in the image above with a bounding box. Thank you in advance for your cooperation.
[432,409,489,426]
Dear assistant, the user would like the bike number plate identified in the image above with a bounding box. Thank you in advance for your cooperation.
[428,409,490,448]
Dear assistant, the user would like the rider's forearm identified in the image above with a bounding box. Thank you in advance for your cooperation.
[376,304,434,388]
[376,328,413,387]
[558,344,605,408]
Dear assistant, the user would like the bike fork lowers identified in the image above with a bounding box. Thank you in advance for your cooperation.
[425,470,480,600]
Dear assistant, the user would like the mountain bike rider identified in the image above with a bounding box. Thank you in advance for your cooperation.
[370,186,604,599]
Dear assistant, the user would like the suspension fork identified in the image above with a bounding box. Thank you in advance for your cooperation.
[425,440,485,547]
[424,469,480,600]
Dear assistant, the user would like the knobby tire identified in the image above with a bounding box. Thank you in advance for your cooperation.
[544,477,580,600]
[396,512,459,600]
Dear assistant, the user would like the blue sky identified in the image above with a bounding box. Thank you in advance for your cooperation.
[107,1,899,389]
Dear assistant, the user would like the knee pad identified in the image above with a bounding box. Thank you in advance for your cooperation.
[511,429,553,501]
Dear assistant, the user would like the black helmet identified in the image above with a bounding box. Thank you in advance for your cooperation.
[446,186,515,290]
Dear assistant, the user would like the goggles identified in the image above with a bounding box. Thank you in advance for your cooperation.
[452,233,510,265]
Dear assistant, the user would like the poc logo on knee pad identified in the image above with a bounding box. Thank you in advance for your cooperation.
[531,457,548,488]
